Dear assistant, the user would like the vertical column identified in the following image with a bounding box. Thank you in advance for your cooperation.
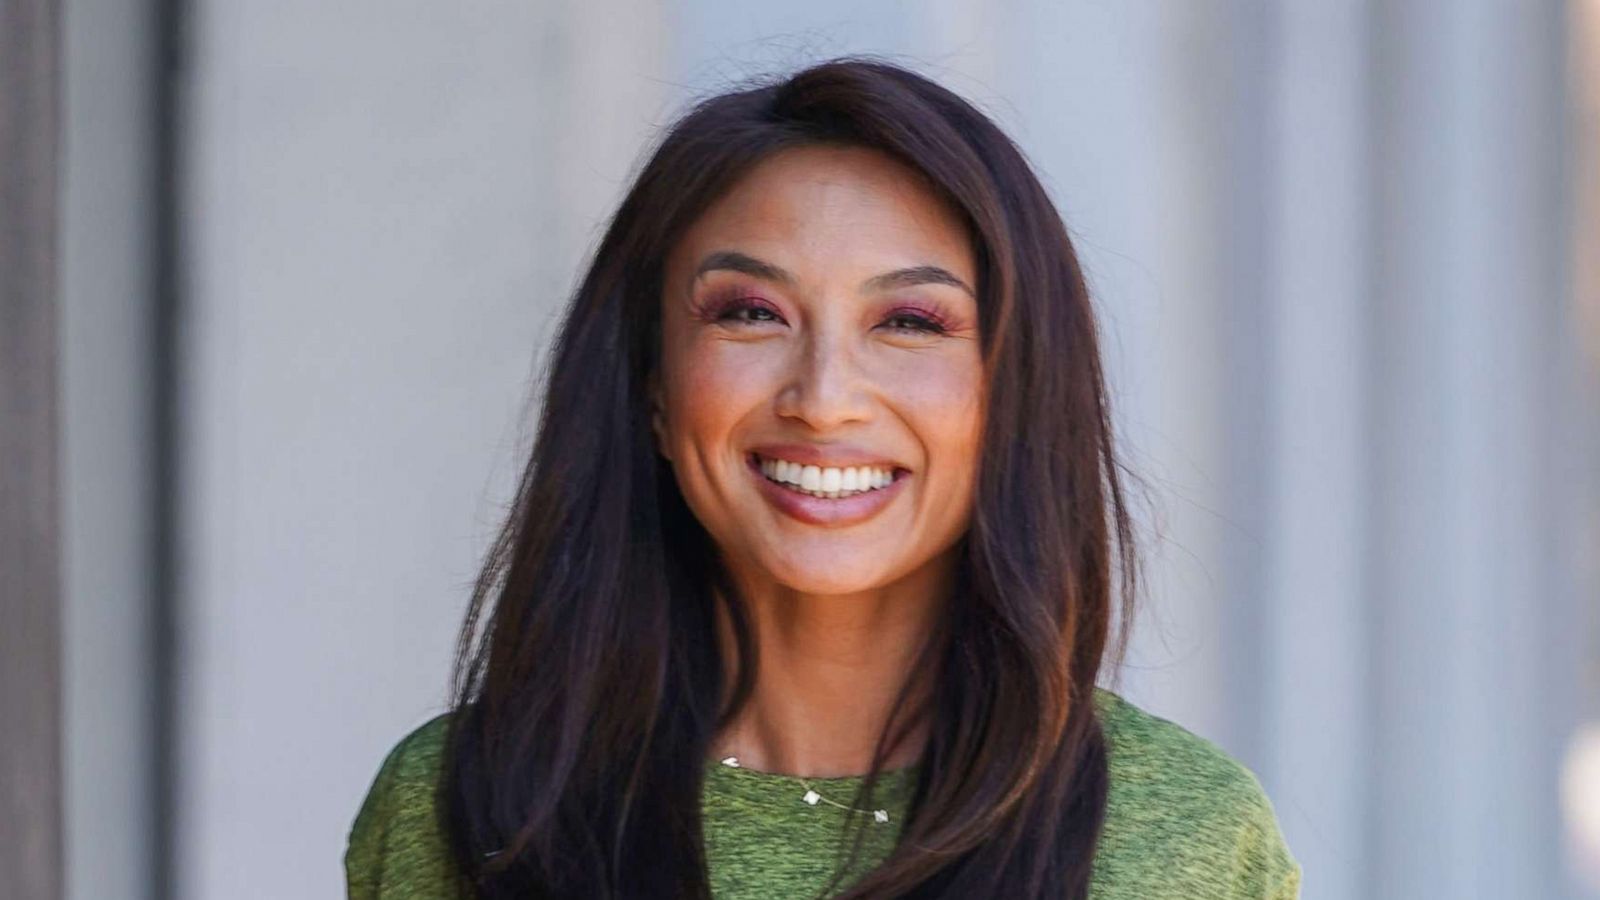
[0,0,64,898]
[1565,3,1600,892]
[1261,2,1375,898]
[57,0,162,897]
[1368,1,1574,897]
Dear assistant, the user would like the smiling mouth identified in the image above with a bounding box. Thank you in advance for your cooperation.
[748,452,906,500]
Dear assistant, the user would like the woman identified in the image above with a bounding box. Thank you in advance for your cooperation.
[344,57,1301,899]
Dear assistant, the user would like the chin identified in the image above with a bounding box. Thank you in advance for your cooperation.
[755,552,902,597]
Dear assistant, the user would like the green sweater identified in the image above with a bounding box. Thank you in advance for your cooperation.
[345,687,1301,898]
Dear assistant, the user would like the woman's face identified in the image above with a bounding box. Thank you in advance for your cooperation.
[654,144,984,597]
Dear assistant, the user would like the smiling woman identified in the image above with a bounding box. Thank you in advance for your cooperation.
[343,57,1300,900]
[652,144,982,605]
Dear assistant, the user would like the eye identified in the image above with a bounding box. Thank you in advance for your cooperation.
[701,297,785,327]
[880,310,947,335]
[724,303,782,324]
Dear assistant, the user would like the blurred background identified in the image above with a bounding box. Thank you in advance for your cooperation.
[4,1,1598,898]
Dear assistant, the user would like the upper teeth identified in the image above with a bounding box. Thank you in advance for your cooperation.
[758,456,897,498]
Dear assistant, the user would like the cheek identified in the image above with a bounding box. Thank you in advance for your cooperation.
[881,352,985,460]
[892,354,986,538]
[660,337,774,451]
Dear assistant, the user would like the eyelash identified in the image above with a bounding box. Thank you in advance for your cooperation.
[701,298,950,335]
[882,309,949,334]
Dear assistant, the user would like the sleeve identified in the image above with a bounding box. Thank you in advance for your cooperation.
[343,716,469,899]
[344,737,401,899]
[1226,777,1303,900]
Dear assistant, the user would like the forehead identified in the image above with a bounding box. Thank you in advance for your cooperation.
[667,144,974,283]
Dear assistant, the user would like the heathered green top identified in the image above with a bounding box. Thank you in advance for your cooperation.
[345,687,1301,898]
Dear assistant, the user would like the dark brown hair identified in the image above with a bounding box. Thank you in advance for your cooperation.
[441,55,1142,899]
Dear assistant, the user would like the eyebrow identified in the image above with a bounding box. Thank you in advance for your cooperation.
[691,250,975,299]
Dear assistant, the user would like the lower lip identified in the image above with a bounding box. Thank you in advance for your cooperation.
[747,454,908,527]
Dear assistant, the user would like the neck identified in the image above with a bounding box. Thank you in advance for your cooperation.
[707,551,953,779]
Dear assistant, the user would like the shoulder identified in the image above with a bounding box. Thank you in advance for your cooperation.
[366,713,452,792]
[344,713,469,900]
[1090,686,1269,807]
[1089,687,1302,899]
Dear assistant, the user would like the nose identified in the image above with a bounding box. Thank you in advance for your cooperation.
[774,329,872,431]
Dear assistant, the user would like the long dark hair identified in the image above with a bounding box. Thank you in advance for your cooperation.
[441,55,1142,899]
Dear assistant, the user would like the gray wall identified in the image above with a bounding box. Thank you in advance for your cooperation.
[51,1,1598,899]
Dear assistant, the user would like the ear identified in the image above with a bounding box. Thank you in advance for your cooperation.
[647,373,671,461]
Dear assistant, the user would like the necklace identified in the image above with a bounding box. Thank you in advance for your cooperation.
[484,756,892,862]
[716,754,893,824]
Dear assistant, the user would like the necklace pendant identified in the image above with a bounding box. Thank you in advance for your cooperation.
[802,789,822,805]
[873,809,889,823]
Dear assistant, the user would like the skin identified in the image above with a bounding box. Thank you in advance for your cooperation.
[650,144,985,778]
